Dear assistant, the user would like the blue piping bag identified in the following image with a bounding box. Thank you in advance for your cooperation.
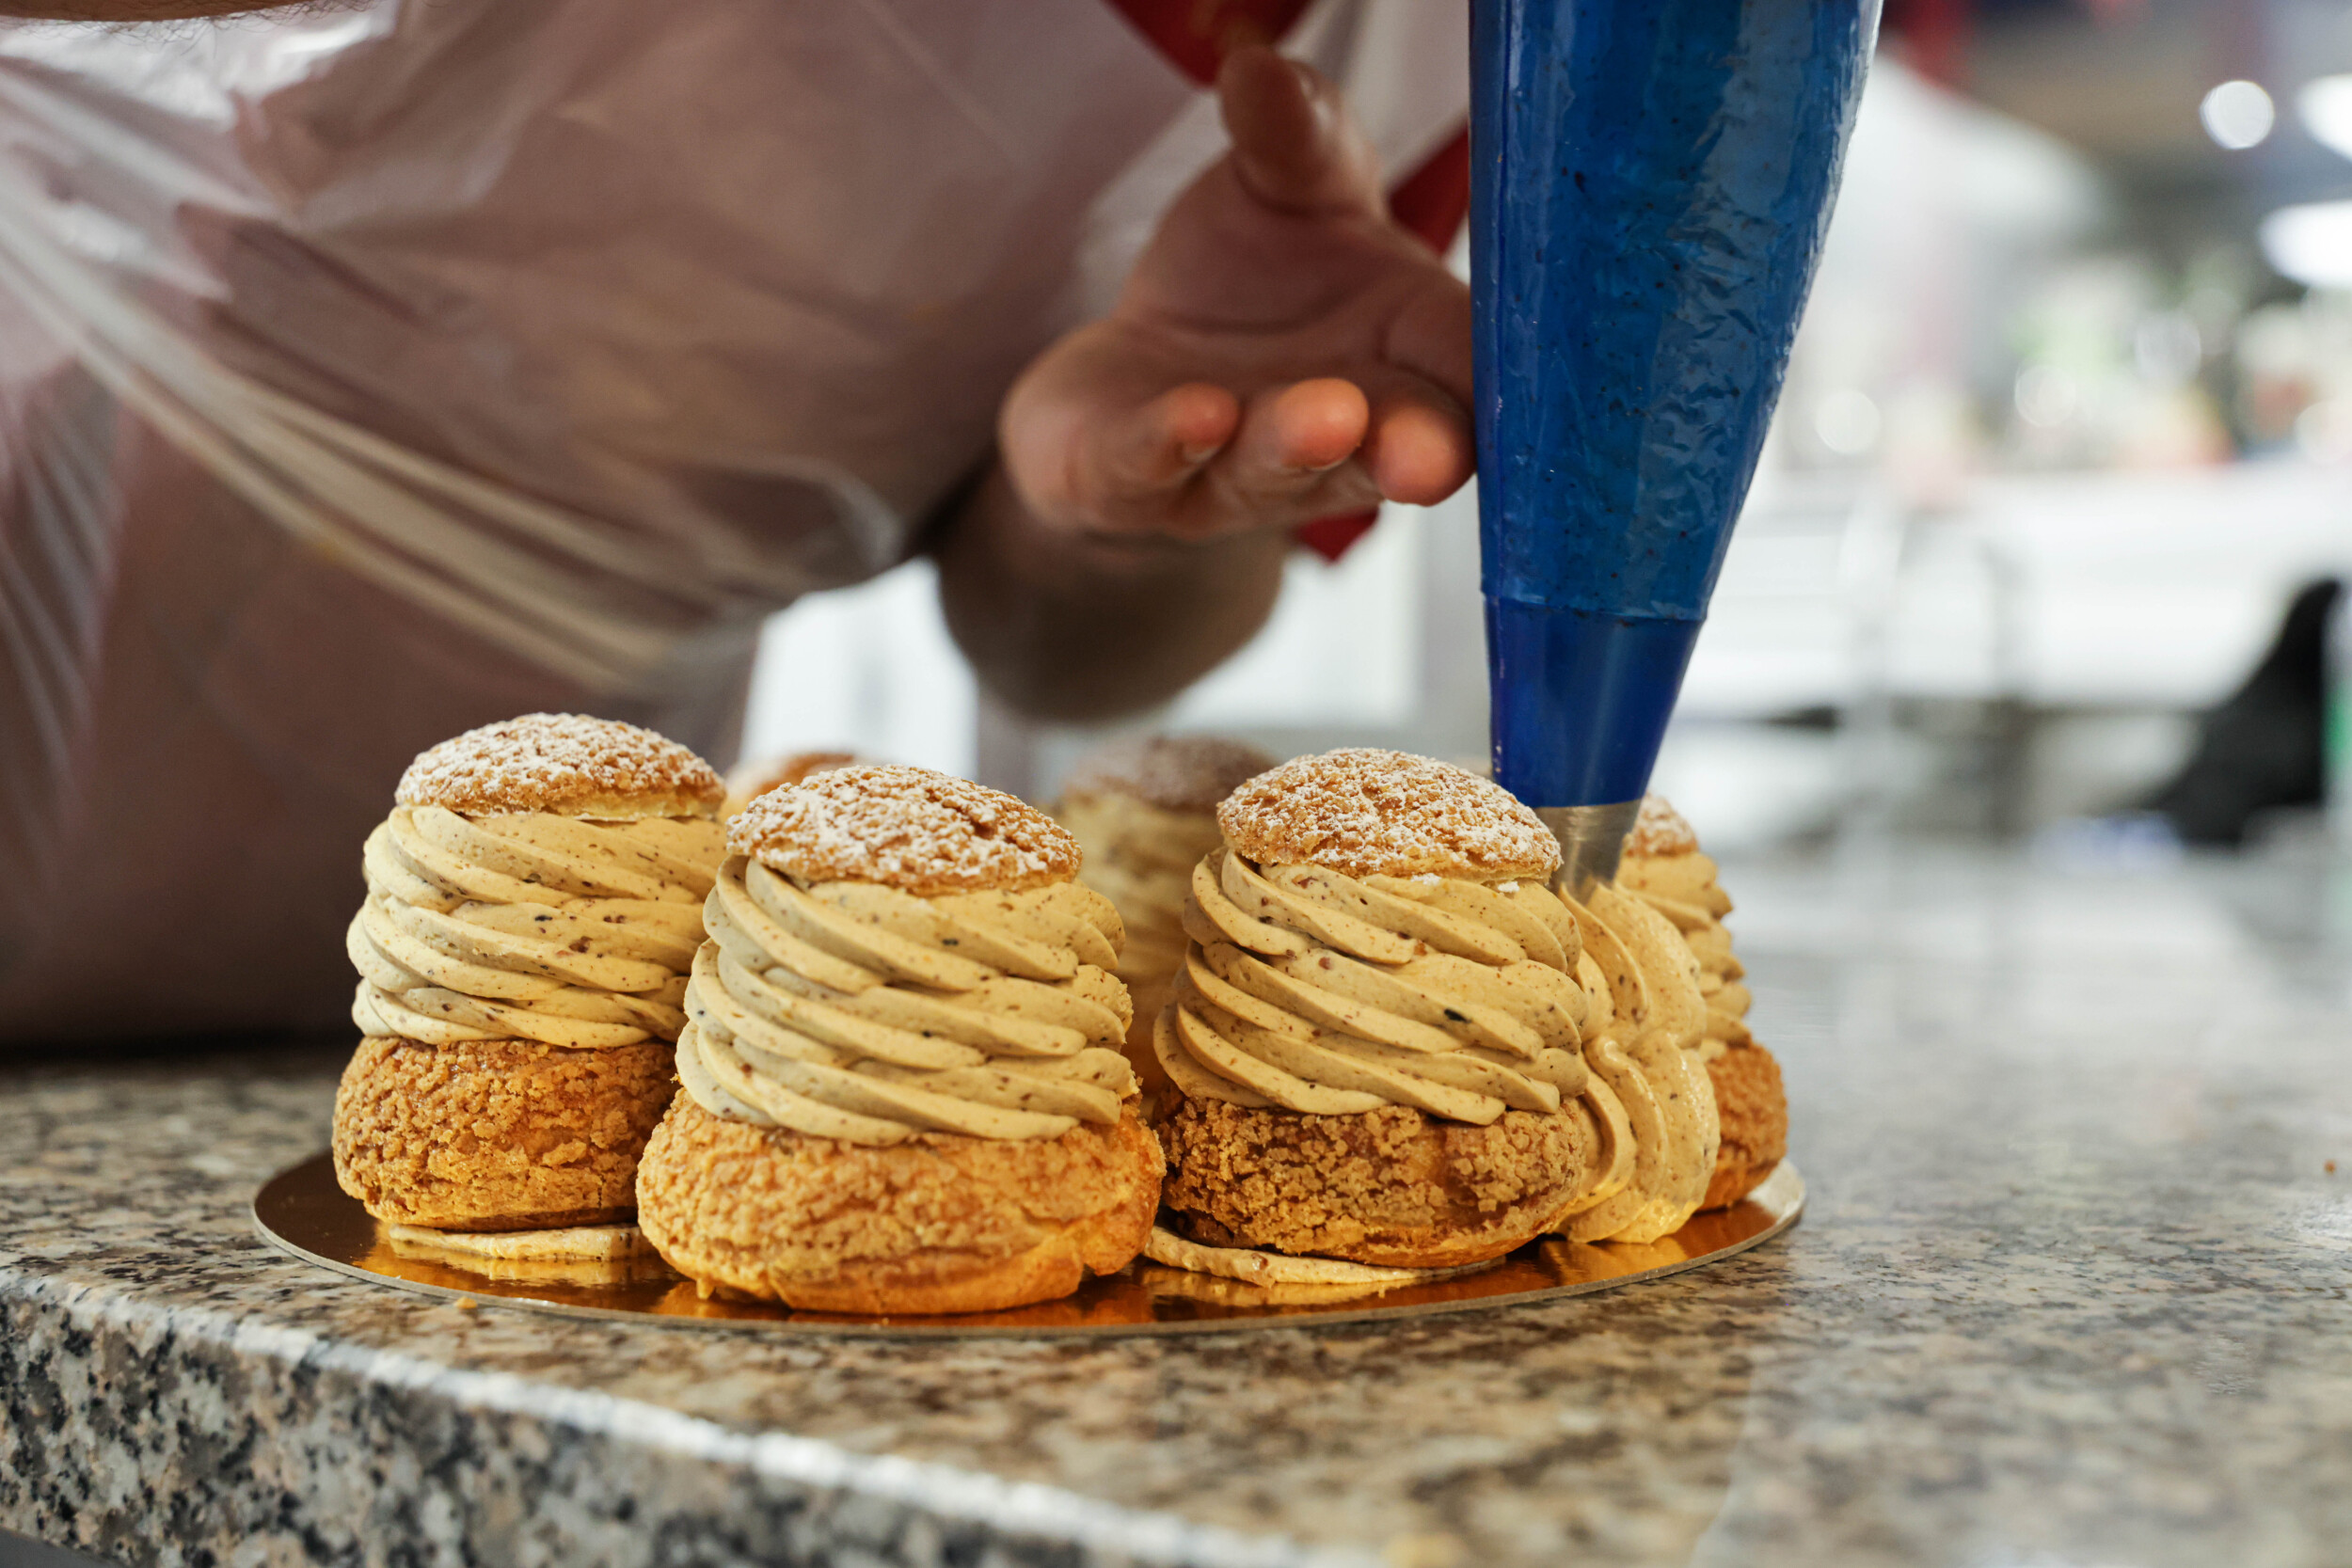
[1472,0,1878,889]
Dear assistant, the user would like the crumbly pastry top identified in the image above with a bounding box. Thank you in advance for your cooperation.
[397,713,723,818]
[1625,793,1699,858]
[1062,735,1278,815]
[1216,748,1560,880]
[727,764,1081,894]
[728,751,859,805]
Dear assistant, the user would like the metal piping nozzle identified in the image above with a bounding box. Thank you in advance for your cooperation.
[1537,800,1644,901]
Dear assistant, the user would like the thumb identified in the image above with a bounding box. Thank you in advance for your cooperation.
[1216,45,1383,217]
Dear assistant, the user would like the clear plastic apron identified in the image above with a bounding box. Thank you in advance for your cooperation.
[0,0,1463,1037]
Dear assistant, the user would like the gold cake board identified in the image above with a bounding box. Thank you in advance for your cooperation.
[252,1152,1803,1338]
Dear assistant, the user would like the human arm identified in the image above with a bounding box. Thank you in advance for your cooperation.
[932,46,1472,722]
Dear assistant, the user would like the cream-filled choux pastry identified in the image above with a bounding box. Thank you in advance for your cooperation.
[1054,734,1275,1114]
[635,765,1161,1314]
[1152,748,1625,1270]
[332,713,726,1236]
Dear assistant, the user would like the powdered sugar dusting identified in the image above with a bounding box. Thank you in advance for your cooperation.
[730,764,1080,894]
[397,712,723,816]
[1626,793,1700,858]
[1061,734,1277,815]
[726,751,860,811]
[1216,748,1560,881]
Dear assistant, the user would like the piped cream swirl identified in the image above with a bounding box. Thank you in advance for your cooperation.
[676,856,1139,1145]
[1549,885,1723,1243]
[1617,847,1751,1049]
[1153,848,1592,1124]
[348,806,723,1048]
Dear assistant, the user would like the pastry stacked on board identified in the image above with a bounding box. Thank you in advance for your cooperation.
[1054,734,1275,1114]
[1149,749,1724,1282]
[332,714,726,1252]
[1615,794,1788,1209]
[635,765,1162,1313]
[327,721,1782,1313]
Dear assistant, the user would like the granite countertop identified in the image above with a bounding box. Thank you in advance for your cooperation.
[7,841,2352,1568]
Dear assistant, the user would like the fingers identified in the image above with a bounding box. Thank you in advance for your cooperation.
[1091,382,1242,497]
[1212,373,1470,515]
[1056,376,1379,541]
[1356,371,1474,506]
[1064,374,1468,539]
[1176,378,1375,534]
[1217,45,1383,218]
[1248,376,1369,474]
[1384,266,1475,418]
[1000,320,1469,544]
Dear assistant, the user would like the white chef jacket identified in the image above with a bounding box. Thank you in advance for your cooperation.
[0,0,1466,1038]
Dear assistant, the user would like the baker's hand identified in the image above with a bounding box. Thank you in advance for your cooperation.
[1000,46,1473,543]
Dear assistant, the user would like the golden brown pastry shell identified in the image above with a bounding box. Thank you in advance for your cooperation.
[725,765,1079,895]
[1160,1095,1603,1269]
[1700,1041,1788,1210]
[331,1035,675,1230]
[634,1094,1163,1315]
[395,712,723,818]
[1214,748,1559,882]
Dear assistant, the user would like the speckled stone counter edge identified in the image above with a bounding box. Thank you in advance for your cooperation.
[0,1272,1363,1568]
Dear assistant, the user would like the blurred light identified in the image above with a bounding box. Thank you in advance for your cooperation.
[2298,75,2352,161]
[2259,200,2352,288]
[2133,311,2201,385]
[2200,80,2275,150]
[2296,399,2352,463]
[2033,813,2184,873]
[1814,389,1882,455]
[2184,284,2241,350]
[2014,365,2079,429]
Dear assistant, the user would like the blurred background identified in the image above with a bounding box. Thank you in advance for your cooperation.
[742,0,2352,866]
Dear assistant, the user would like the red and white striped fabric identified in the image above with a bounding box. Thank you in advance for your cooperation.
[0,0,1467,1037]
